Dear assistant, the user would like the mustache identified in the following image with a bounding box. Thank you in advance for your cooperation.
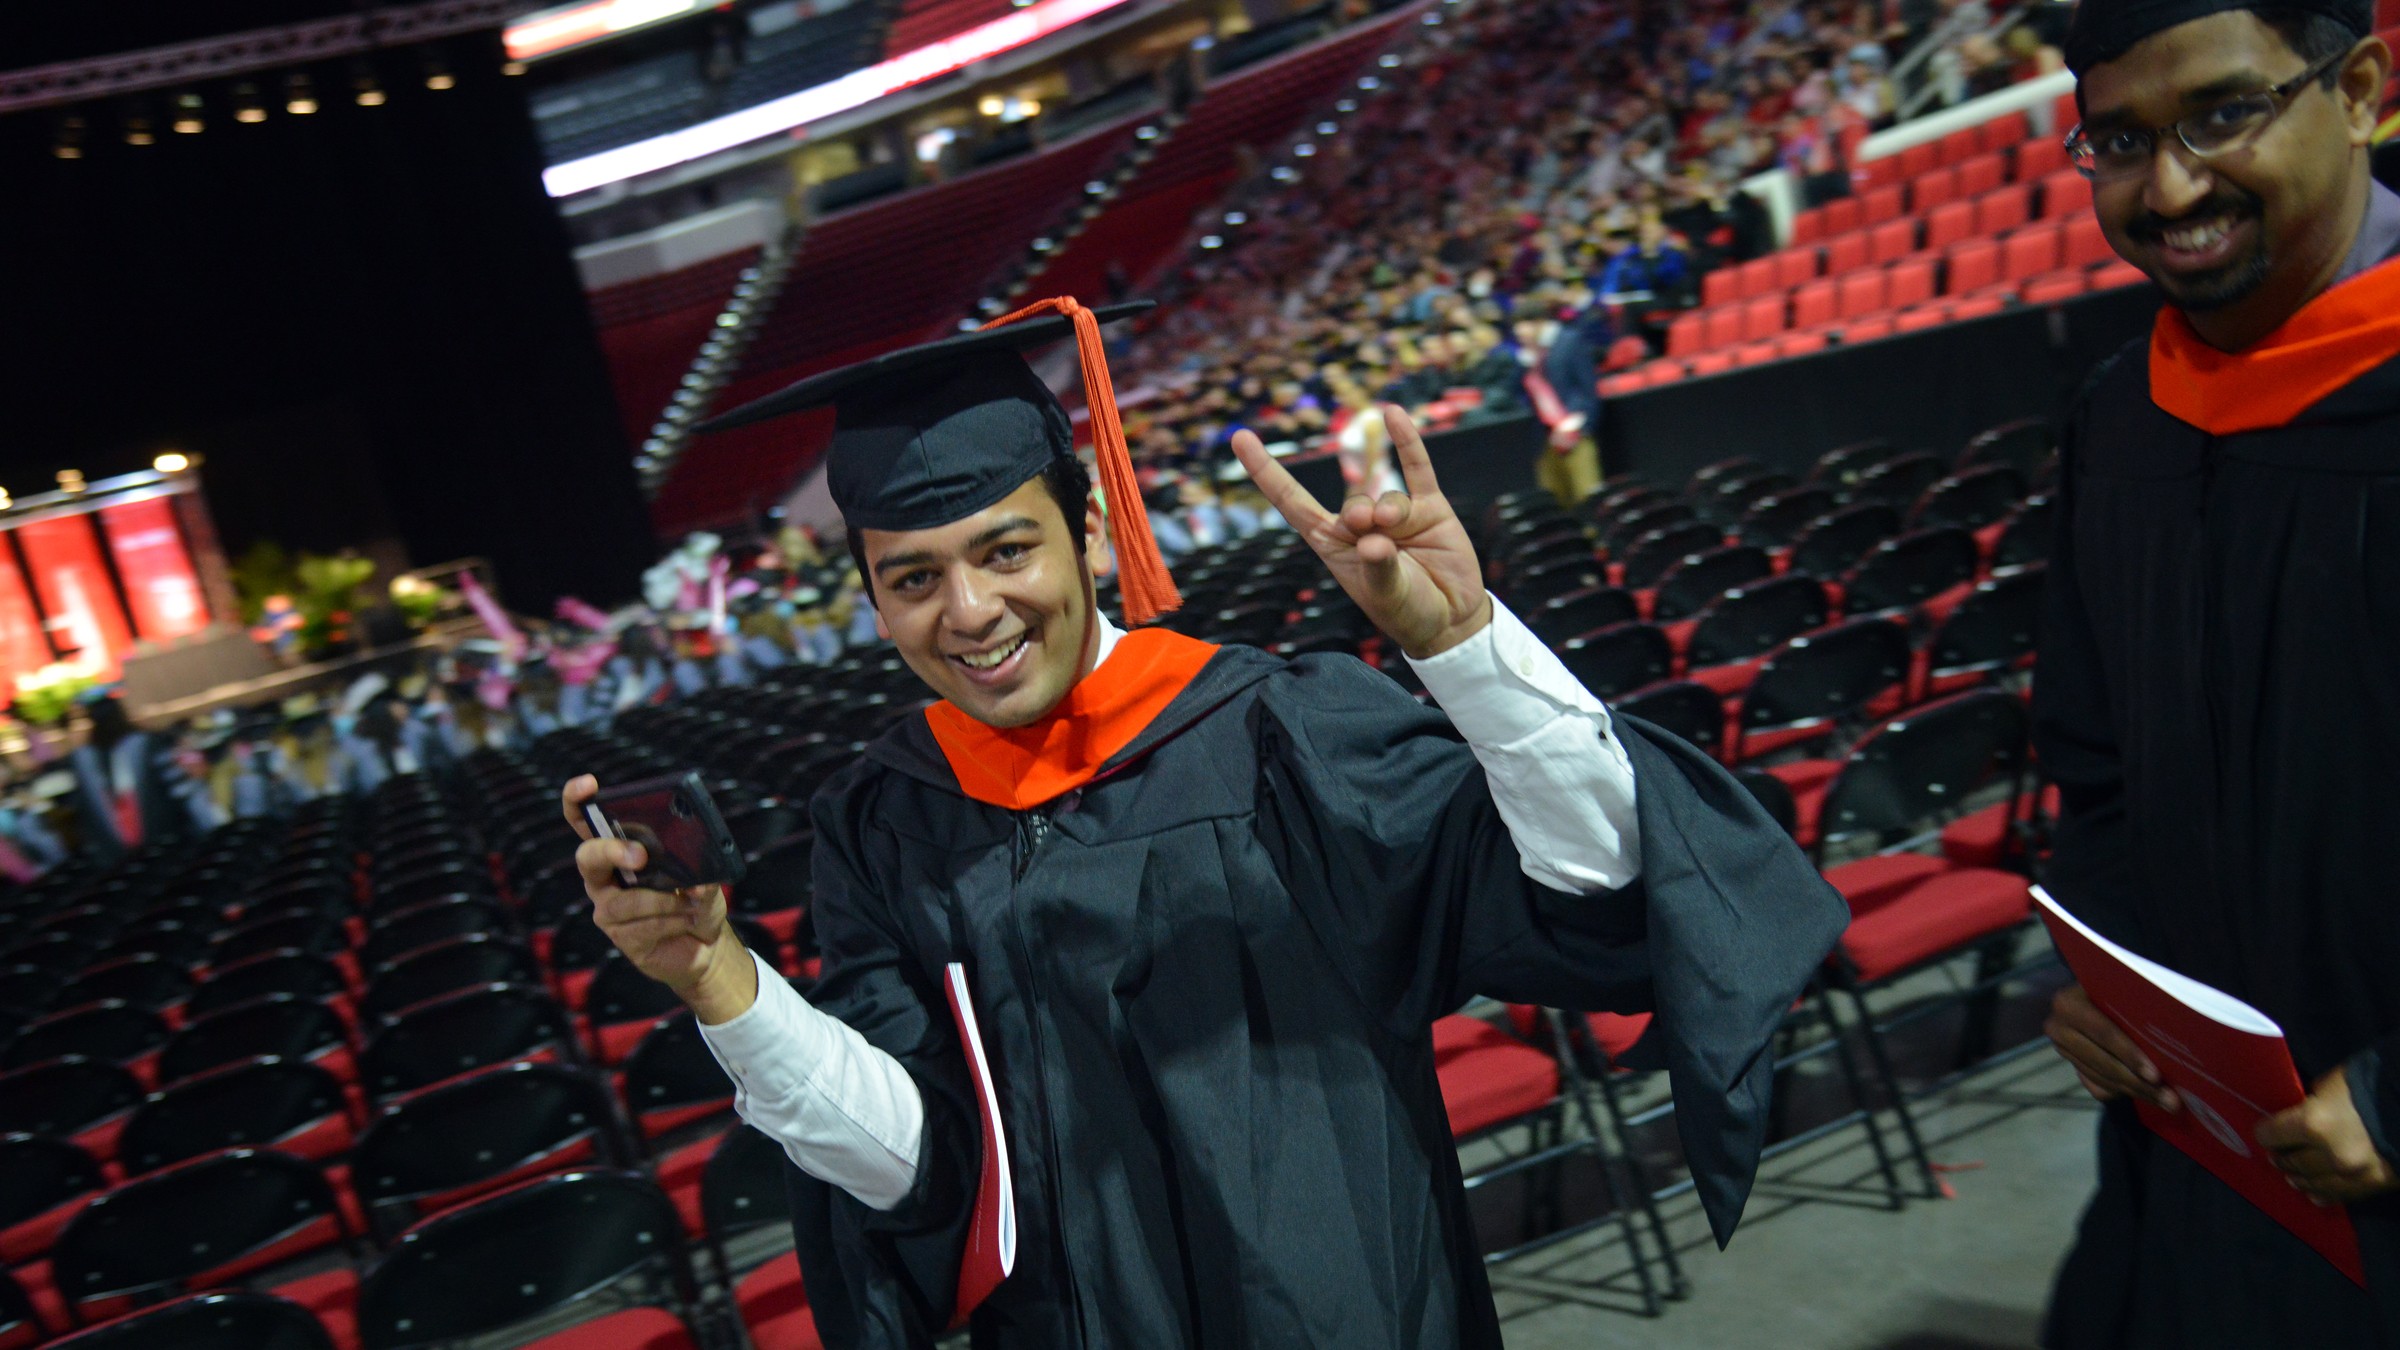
[2129,188,2263,240]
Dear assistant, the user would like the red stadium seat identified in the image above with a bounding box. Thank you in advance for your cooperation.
[1598,373,1644,397]
[1822,197,1863,236]
[2091,259,2149,290]
[1955,151,2008,198]
[1859,185,1905,226]
[1793,279,1839,330]
[1924,200,1977,253]
[1844,313,1897,343]
[1826,231,1872,276]
[1945,238,2001,294]
[1702,269,1739,308]
[1909,165,1961,213]
[1949,293,2008,321]
[1973,184,2033,236]
[2003,222,2064,281]
[1742,294,1789,341]
[1895,303,1952,333]
[1733,339,1784,368]
[1778,330,1831,358]
[2052,90,2081,138]
[1704,306,1745,351]
[1869,218,1919,264]
[1690,351,1738,377]
[1935,127,1981,166]
[1667,313,1704,357]
[1604,334,1648,370]
[1736,257,1779,298]
[2016,134,2070,182]
[1773,247,1822,289]
[1887,257,1937,309]
[2040,169,2092,219]
[1853,156,1905,193]
[1977,110,2031,154]
[2021,270,2088,304]
[1791,206,1829,246]
[2062,213,2114,268]
[1838,269,1888,320]
[1899,143,1940,180]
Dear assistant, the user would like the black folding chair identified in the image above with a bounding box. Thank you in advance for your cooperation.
[349,1061,635,1242]
[1530,586,1641,647]
[358,984,576,1101]
[115,1057,353,1177]
[1614,682,1726,759]
[352,1171,706,1350]
[1733,486,1838,549]
[1726,618,1913,764]
[161,995,354,1088]
[1651,544,1775,622]
[1908,465,2027,532]
[1557,623,1675,700]
[1838,528,1981,621]
[48,1149,360,1329]
[1786,503,1901,579]
[1809,690,2040,1199]
[42,1291,334,1350]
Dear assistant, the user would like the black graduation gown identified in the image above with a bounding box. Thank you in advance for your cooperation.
[786,645,1847,1349]
[2037,318,2400,1346]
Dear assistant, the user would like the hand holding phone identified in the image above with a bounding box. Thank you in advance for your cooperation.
[579,771,747,891]
[561,772,758,1023]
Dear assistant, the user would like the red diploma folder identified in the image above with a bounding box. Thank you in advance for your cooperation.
[945,962,1017,1318]
[2033,888,2364,1285]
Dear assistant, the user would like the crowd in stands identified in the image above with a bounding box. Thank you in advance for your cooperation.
[1109,0,2058,482]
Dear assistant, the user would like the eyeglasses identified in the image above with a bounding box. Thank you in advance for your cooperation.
[2062,48,2349,182]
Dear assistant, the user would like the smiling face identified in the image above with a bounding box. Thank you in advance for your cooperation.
[2078,13,2384,346]
[860,474,1111,729]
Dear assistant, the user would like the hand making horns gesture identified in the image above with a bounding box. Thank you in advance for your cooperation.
[1229,404,1494,661]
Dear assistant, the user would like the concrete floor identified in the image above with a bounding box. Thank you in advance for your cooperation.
[1476,955,2104,1350]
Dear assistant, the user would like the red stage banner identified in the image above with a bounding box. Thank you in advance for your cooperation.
[16,515,135,680]
[0,550,51,700]
[99,496,210,641]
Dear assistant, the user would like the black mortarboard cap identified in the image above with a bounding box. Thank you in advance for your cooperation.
[697,298,1183,624]
[696,301,1152,534]
[2065,0,2372,74]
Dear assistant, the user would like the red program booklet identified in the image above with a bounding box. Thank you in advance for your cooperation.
[945,962,1017,1318]
[2034,887,2364,1285]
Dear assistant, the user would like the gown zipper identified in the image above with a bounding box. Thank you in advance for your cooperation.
[1004,801,1089,1343]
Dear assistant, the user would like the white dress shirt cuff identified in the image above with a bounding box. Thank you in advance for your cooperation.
[1405,594,1615,747]
[696,947,925,1211]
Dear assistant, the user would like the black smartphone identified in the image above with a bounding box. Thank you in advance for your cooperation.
[582,771,748,891]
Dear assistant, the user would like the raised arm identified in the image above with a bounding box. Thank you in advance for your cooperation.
[1231,407,1638,893]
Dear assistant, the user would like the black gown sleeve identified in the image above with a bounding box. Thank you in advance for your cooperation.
[1252,654,1846,1244]
[779,777,983,1348]
[2030,387,2144,946]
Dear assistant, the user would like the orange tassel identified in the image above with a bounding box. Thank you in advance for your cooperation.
[979,297,1182,626]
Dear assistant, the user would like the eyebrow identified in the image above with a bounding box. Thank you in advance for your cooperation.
[871,515,1045,577]
[2083,70,2275,131]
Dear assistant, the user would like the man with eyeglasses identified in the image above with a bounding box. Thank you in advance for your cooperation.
[2034,0,2400,1342]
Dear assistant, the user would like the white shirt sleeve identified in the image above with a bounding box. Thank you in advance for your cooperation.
[1404,593,1643,893]
[695,947,925,1211]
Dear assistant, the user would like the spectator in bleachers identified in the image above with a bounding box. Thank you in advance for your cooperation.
[2034,0,2400,1341]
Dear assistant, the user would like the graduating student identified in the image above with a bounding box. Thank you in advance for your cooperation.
[561,298,1847,1349]
[2033,0,2400,1342]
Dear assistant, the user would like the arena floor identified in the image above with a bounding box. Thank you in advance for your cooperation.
[1482,959,2098,1349]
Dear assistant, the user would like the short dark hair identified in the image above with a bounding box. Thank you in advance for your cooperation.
[848,456,1094,605]
[2256,7,2361,81]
